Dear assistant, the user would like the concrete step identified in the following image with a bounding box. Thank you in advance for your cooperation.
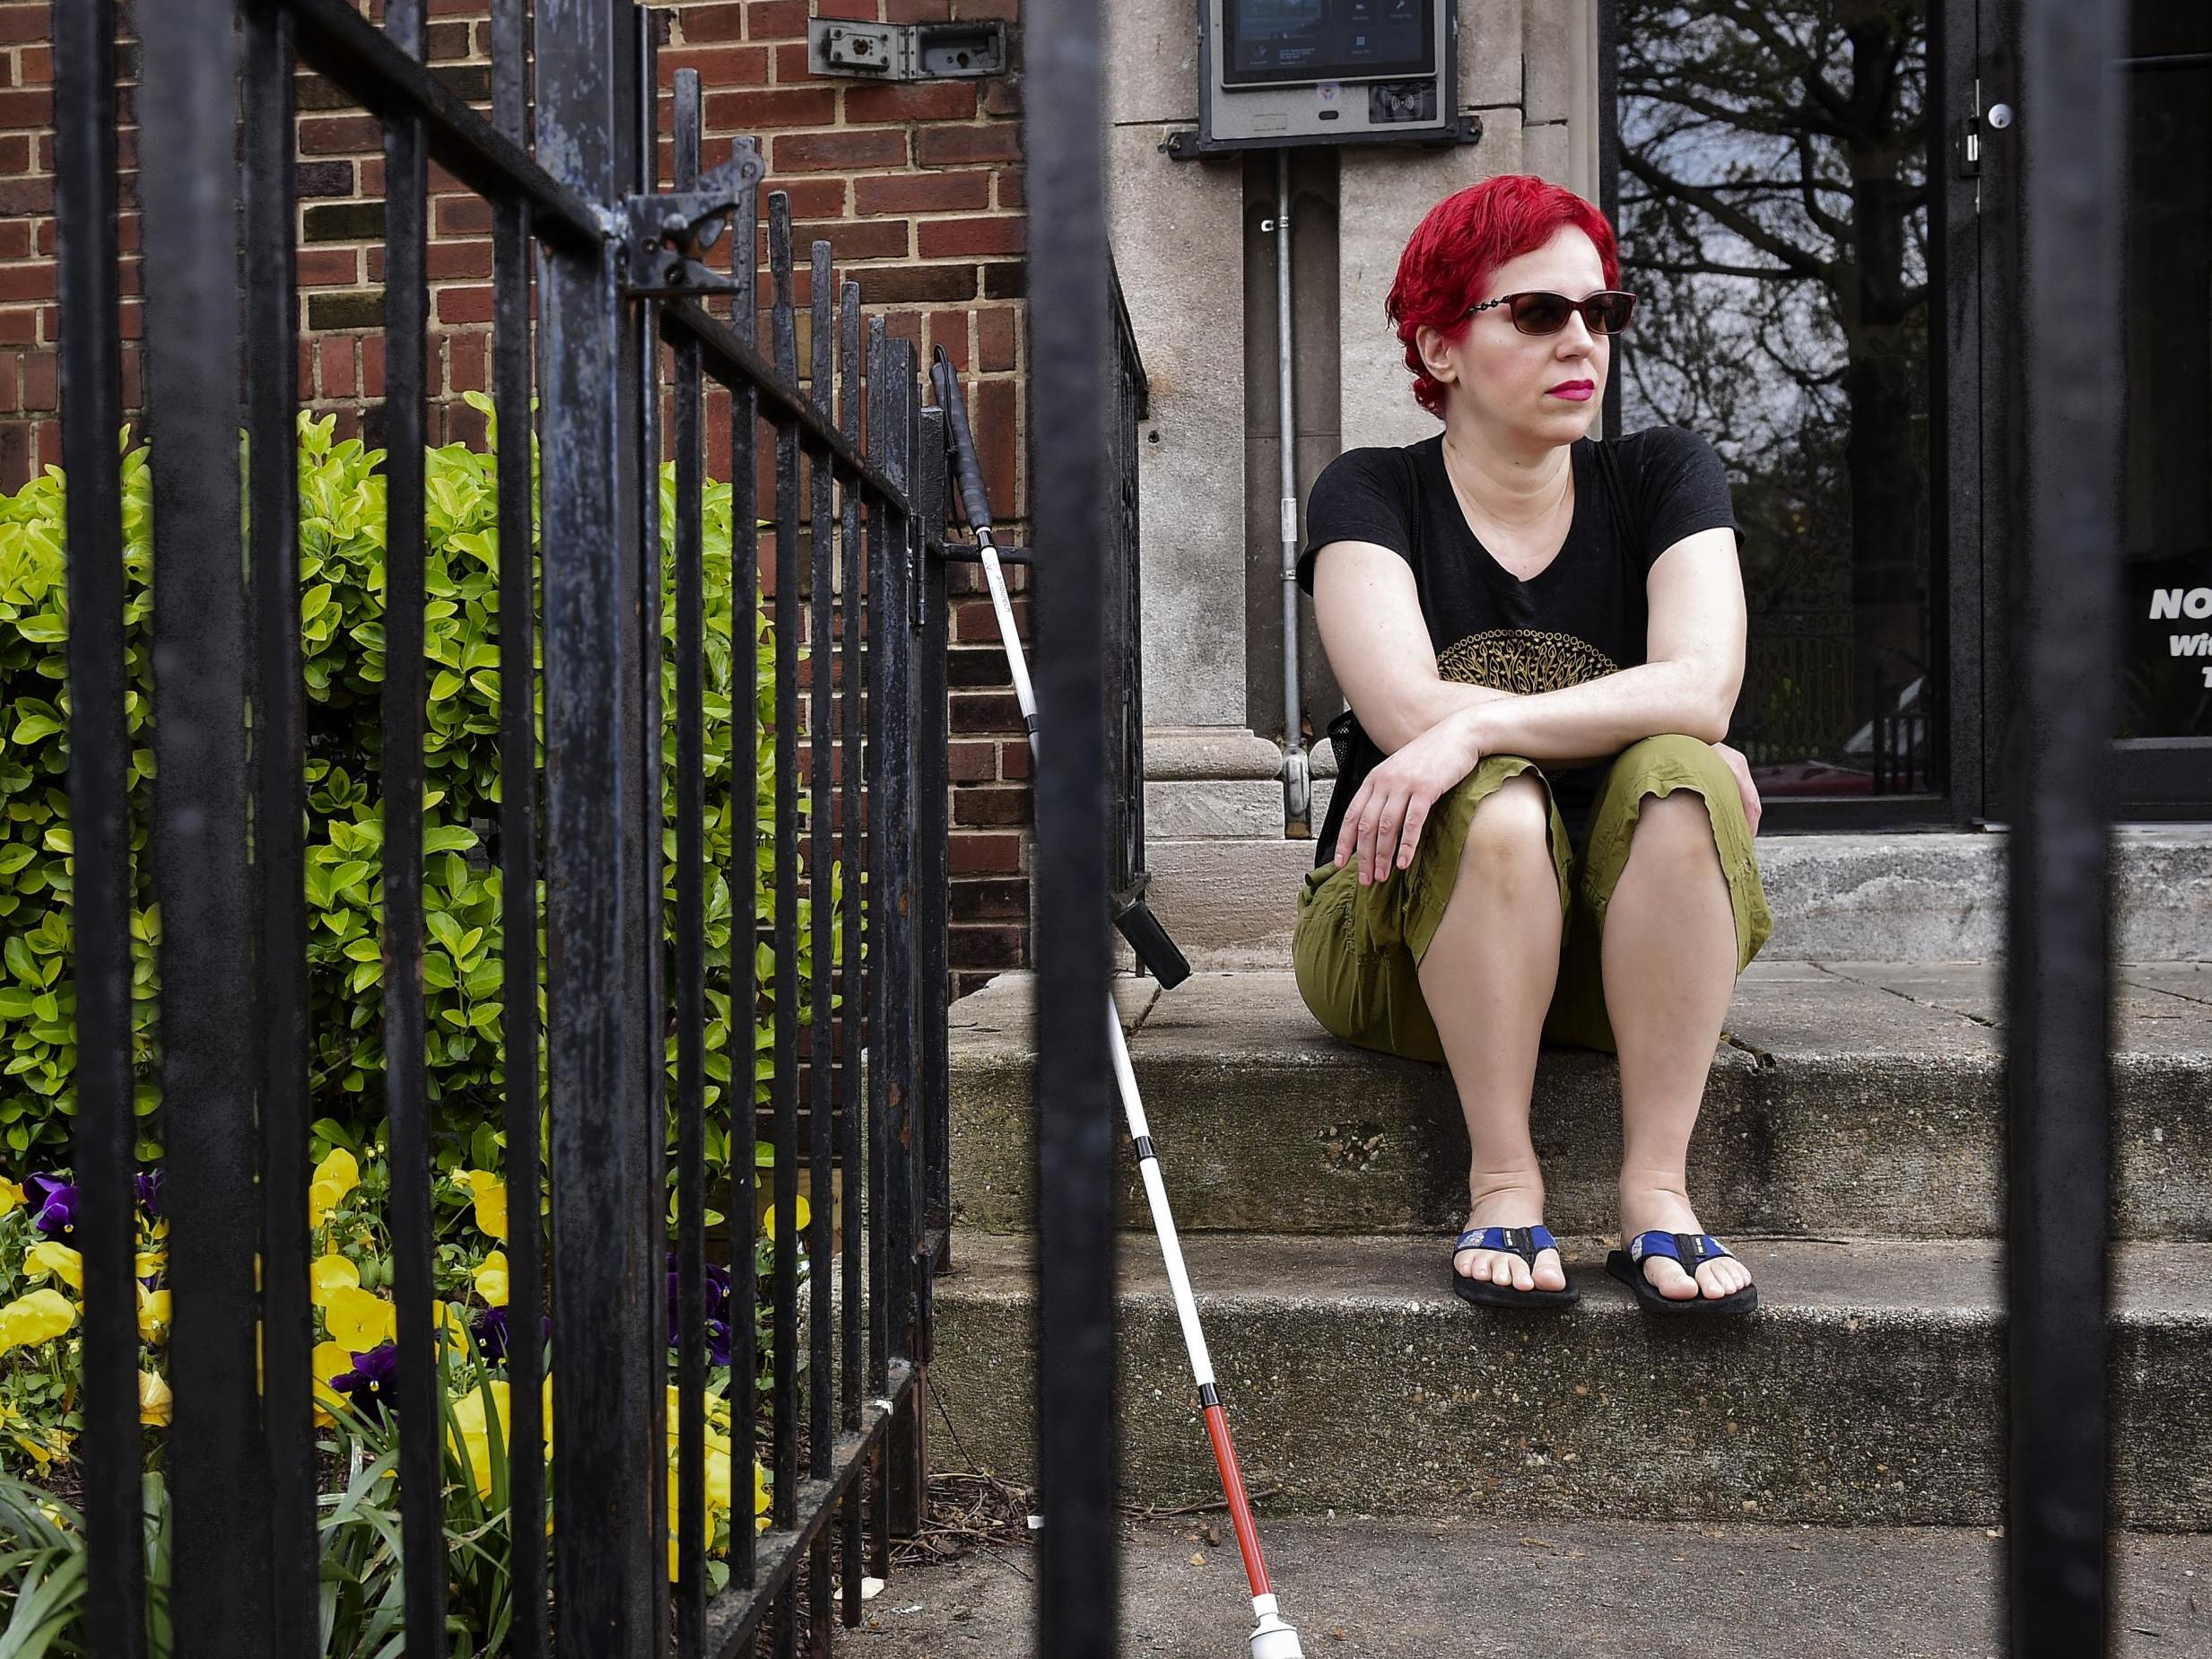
[1143,775,1336,840]
[927,1231,2212,1527]
[1136,826,2212,969]
[846,1513,2212,1656]
[948,962,2212,1240]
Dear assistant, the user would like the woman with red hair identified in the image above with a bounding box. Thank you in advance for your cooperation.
[1291,174,1774,1316]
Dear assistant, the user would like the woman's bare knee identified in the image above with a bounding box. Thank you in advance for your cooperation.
[1460,773,1551,878]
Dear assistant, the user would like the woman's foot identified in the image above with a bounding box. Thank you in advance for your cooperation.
[1453,1181,1568,1294]
[1616,1183,1753,1302]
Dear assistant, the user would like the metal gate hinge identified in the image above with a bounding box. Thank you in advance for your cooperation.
[806,19,1006,83]
[615,140,766,298]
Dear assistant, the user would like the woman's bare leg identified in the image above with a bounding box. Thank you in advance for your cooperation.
[1413,773,1568,1292]
[1602,788,1754,1301]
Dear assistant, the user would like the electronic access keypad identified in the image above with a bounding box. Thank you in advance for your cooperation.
[1168,0,1478,159]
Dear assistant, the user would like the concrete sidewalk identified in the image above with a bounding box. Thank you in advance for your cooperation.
[841,1515,2212,1657]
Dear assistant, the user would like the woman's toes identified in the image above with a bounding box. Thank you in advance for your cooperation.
[1645,1258,1699,1299]
[1533,1252,1566,1291]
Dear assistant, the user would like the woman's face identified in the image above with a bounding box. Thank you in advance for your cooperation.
[1416,226,1610,445]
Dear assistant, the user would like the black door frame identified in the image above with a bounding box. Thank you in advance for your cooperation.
[1604,0,2210,831]
[1969,0,2212,822]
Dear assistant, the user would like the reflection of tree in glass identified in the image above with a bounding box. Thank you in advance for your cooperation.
[1616,0,1930,767]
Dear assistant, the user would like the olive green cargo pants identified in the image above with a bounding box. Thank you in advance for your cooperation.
[1292,733,1774,1060]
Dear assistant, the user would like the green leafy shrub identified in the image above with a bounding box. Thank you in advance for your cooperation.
[0,400,849,1190]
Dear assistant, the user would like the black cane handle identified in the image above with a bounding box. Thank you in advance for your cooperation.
[929,345,994,534]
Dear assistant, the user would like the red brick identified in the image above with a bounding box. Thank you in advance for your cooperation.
[996,168,1024,210]
[971,374,1017,516]
[299,115,383,155]
[0,89,50,128]
[703,85,837,129]
[947,878,1028,921]
[773,129,907,172]
[844,80,976,125]
[952,689,1021,733]
[435,284,495,325]
[947,740,998,782]
[0,221,29,262]
[841,262,976,304]
[814,0,877,17]
[427,238,492,281]
[361,333,386,398]
[980,75,1022,118]
[446,330,487,394]
[0,135,28,174]
[318,337,356,399]
[0,263,53,303]
[884,0,952,19]
[0,308,33,346]
[918,214,1023,258]
[0,8,51,45]
[760,177,849,219]
[21,349,54,412]
[977,304,1015,371]
[749,0,810,39]
[949,832,1023,875]
[1001,740,1031,780]
[436,194,495,237]
[771,43,813,83]
[959,0,1018,17]
[296,247,361,287]
[797,216,909,261]
[925,308,969,370]
[854,169,988,216]
[662,45,769,87]
[675,2,749,42]
[915,124,1020,167]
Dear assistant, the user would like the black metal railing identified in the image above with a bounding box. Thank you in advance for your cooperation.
[1104,257,1152,916]
[53,2,945,1654]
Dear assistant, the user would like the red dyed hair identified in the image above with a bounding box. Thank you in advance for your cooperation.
[1385,175,1621,419]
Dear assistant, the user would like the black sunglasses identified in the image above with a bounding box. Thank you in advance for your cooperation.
[1465,290,1637,336]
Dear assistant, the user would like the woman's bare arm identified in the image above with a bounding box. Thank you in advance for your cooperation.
[1309,528,1745,761]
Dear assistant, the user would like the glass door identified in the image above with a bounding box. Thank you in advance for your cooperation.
[2112,0,2211,810]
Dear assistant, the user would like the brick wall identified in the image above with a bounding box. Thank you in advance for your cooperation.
[0,0,1034,999]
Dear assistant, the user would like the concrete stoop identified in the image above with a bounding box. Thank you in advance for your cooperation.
[842,1515,2212,1656]
[1128,827,2212,970]
[927,1232,2212,1531]
[949,964,2212,1240]
[932,959,2212,1532]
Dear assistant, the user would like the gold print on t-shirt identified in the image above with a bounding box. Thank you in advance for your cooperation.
[1436,629,1620,694]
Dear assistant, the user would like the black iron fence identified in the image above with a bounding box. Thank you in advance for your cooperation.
[53,2,947,1654]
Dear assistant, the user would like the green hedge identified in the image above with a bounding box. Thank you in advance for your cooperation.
[0,397,842,1187]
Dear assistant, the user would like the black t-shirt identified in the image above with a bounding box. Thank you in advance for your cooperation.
[1296,424,1741,868]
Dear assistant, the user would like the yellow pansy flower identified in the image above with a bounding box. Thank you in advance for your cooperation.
[24,1241,83,1290]
[139,1370,172,1427]
[136,1287,172,1345]
[456,1170,509,1242]
[755,1460,772,1533]
[0,1288,78,1353]
[322,1286,396,1352]
[308,1148,361,1227]
[309,1253,361,1308]
[135,1248,165,1280]
[0,1176,22,1218]
[312,1340,353,1425]
[448,1379,512,1499]
[760,1195,811,1242]
[473,1251,509,1308]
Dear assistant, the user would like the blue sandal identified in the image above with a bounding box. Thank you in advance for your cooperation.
[1450,1224,1579,1309]
[1606,1230,1758,1315]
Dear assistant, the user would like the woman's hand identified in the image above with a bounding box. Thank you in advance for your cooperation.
[1332,709,1485,886]
[1712,740,1762,836]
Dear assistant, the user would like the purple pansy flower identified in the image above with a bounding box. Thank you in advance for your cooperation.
[475,1305,550,1365]
[665,1251,736,1364]
[332,1342,400,1422]
[134,1170,165,1218]
[28,1175,78,1241]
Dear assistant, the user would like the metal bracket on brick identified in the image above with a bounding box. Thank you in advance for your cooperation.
[614,139,766,298]
[806,20,1006,83]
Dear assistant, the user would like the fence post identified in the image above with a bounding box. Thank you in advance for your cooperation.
[536,0,661,1648]
[2004,0,2122,1650]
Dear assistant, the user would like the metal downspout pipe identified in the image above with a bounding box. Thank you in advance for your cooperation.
[1275,148,1311,836]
